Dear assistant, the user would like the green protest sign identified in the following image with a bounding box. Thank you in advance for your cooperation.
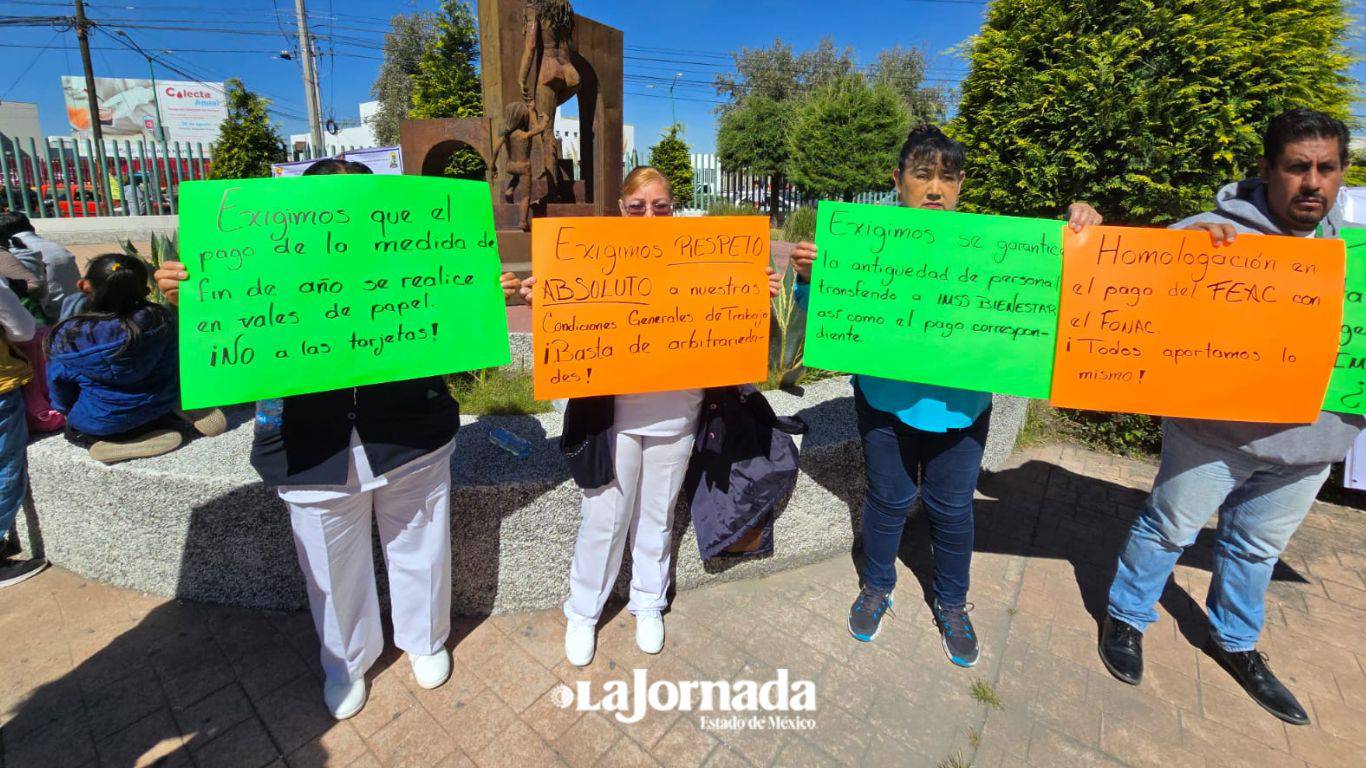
[804,201,1063,398]
[177,175,510,408]
[1326,227,1366,414]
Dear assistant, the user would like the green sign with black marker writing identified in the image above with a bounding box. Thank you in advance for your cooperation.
[177,174,510,409]
[1326,227,1366,414]
[804,201,1064,398]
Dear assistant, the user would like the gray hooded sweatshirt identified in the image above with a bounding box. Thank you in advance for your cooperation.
[1165,179,1364,466]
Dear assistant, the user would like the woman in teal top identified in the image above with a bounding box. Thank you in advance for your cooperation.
[792,125,1101,667]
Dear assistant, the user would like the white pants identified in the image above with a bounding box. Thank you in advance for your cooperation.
[281,441,455,684]
[564,430,695,626]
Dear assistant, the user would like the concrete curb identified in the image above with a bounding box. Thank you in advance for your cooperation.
[33,215,178,246]
[19,377,1025,614]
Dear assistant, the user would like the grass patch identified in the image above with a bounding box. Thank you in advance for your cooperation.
[969,678,1003,710]
[760,367,847,392]
[446,367,553,416]
[967,727,982,749]
[1016,399,1067,448]
[937,751,972,768]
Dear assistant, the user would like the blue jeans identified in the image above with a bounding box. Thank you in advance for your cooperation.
[855,387,989,607]
[0,389,29,543]
[1108,421,1330,652]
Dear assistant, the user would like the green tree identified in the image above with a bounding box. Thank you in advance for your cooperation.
[714,37,855,115]
[649,124,695,203]
[869,45,946,126]
[370,12,436,146]
[717,95,792,178]
[209,78,284,180]
[409,0,484,178]
[1347,149,1366,188]
[952,0,1355,224]
[788,76,908,201]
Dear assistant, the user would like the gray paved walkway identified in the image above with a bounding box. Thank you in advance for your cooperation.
[2,443,1364,767]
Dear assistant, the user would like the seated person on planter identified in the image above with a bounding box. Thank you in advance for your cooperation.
[46,254,226,463]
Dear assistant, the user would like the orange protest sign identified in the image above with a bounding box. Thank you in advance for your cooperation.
[531,216,771,399]
[1051,226,1344,423]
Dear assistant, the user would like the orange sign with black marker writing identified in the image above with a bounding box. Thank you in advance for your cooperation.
[531,216,771,399]
[1051,226,1344,423]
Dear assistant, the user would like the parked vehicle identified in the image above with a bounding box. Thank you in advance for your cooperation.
[41,183,100,217]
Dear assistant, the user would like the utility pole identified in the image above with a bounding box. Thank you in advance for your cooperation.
[293,0,324,156]
[73,0,112,214]
[670,72,682,127]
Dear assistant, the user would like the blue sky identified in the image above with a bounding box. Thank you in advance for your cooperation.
[0,0,1362,154]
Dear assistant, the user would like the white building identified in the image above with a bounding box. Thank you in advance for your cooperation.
[0,102,42,152]
[553,114,635,163]
[290,101,382,156]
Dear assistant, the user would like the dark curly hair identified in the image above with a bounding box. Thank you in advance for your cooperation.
[897,124,966,176]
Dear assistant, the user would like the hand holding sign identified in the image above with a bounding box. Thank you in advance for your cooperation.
[1051,225,1344,423]
[531,216,771,399]
[177,175,510,408]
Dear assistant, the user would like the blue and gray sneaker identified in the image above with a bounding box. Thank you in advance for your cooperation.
[934,599,980,667]
[848,585,893,642]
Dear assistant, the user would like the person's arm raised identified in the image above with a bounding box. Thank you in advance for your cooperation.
[153,260,189,307]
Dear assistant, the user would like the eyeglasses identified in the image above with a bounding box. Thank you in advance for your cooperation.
[623,199,674,216]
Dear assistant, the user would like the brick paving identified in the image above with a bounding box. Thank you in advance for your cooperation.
[2,442,1365,767]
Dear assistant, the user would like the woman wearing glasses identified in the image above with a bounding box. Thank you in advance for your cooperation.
[522,166,781,665]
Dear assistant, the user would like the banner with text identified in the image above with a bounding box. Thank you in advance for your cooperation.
[1051,226,1343,423]
[531,216,770,399]
[803,202,1064,398]
[177,175,510,408]
[1326,227,1366,414]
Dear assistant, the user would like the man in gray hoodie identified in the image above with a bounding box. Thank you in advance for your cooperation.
[1098,109,1360,726]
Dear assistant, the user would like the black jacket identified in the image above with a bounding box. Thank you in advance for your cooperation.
[251,376,460,487]
[561,387,806,560]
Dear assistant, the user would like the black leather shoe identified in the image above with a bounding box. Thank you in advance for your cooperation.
[1205,640,1310,725]
[1099,616,1143,685]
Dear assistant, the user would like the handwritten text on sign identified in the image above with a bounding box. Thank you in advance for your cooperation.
[803,202,1064,399]
[1326,227,1366,414]
[177,175,510,408]
[1051,226,1344,423]
[531,216,770,399]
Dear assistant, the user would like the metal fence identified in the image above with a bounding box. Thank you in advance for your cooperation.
[686,153,894,224]
[1,138,896,223]
[0,134,214,219]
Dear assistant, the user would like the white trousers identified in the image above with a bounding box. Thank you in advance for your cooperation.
[564,430,695,626]
[281,441,454,684]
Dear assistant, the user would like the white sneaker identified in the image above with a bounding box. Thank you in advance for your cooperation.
[409,649,452,690]
[323,678,367,720]
[565,622,596,667]
[636,610,665,655]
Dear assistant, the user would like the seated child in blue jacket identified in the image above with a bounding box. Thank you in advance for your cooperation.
[46,254,224,463]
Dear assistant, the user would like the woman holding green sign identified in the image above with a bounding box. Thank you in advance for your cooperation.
[791,125,1102,667]
[154,159,527,721]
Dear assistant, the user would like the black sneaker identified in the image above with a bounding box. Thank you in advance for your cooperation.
[1205,640,1310,725]
[848,585,893,642]
[1099,616,1144,685]
[933,599,980,667]
[0,557,47,589]
[0,533,20,559]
